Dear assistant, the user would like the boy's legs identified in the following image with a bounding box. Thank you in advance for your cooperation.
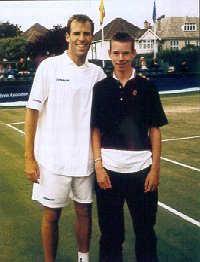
[126,168,158,262]
[95,170,126,262]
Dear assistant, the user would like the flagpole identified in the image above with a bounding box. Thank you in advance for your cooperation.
[101,25,105,68]
[152,0,157,58]
[99,0,105,68]
[153,22,156,58]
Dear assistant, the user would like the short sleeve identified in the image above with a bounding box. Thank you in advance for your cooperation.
[26,60,50,112]
[148,82,168,127]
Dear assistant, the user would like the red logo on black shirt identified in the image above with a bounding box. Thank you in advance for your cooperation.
[132,90,137,96]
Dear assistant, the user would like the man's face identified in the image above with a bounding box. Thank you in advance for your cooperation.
[109,41,135,72]
[66,20,93,61]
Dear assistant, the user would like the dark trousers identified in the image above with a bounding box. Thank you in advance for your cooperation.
[95,167,158,262]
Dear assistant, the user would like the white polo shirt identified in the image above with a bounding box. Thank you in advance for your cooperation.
[27,52,105,177]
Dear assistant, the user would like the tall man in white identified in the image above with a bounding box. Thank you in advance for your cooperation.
[25,14,105,262]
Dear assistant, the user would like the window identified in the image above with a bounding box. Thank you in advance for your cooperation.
[185,41,190,46]
[139,40,154,50]
[184,23,197,31]
[170,41,179,50]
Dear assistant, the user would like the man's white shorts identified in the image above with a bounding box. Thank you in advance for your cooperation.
[32,165,94,208]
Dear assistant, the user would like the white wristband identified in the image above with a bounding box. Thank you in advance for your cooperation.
[94,158,102,162]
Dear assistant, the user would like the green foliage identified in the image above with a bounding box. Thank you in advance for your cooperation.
[0,22,67,59]
[157,48,200,72]
[26,25,68,57]
[138,47,200,72]
[181,44,199,51]
[0,21,21,38]
[0,37,28,60]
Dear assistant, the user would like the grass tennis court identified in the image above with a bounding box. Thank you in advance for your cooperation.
[0,92,200,262]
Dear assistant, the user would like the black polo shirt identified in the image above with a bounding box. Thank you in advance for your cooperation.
[91,75,168,151]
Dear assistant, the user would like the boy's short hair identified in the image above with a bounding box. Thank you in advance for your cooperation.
[110,32,135,52]
[66,14,94,35]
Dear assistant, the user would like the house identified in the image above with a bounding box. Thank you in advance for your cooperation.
[135,26,161,55]
[155,16,199,50]
[89,18,140,60]
[89,18,160,60]
[88,16,199,60]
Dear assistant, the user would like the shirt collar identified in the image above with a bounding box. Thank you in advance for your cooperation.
[64,51,89,69]
[113,68,136,80]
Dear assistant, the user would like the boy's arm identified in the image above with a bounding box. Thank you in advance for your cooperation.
[144,127,161,192]
[92,127,112,190]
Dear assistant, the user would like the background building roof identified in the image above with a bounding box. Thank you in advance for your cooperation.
[23,23,48,43]
[93,18,141,42]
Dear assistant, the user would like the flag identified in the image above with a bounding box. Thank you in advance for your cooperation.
[152,0,156,23]
[99,0,105,26]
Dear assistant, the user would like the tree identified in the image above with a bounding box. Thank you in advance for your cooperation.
[0,21,21,38]
[181,44,199,51]
[0,37,28,60]
[157,48,200,72]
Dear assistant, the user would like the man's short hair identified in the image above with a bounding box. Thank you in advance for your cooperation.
[66,14,94,35]
[110,32,135,52]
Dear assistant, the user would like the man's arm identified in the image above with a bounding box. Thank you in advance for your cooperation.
[92,127,112,190]
[24,108,40,183]
[144,127,161,192]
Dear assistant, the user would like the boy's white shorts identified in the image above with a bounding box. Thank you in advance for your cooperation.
[32,165,94,208]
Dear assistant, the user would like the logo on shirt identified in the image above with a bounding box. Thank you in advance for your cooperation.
[43,197,55,201]
[132,90,138,96]
[32,99,42,103]
[56,78,70,82]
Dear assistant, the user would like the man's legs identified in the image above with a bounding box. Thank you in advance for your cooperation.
[74,201,92,261]
[42,207,62,262]
[126,168,158,262]
[71,173,94,261]
[74,201,92,252]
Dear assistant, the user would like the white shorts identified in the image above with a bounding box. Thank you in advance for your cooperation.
[32,165,94,208]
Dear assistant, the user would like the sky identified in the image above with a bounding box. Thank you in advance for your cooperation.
[0,0,199,33]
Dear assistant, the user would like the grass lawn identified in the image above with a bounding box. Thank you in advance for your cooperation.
[0,92,200,261]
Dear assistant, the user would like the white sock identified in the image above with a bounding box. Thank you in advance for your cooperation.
[78,252,89,262]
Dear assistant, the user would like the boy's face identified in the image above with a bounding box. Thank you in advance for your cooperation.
[109,41,136,72]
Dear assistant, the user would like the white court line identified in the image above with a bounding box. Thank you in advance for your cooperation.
[161,157,200,172]
[162,136,200,142]
[6,124,25,135]
[10,121,25,125]
[5,122,200,227]
[158,201,200,227]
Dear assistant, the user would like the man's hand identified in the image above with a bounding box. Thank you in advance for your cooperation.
[95,162,112,190]
[25,158,40,184]
[144,168,159,192]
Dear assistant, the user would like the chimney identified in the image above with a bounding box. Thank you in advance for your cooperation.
[144,20,149,29]
[148,23,152,30]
